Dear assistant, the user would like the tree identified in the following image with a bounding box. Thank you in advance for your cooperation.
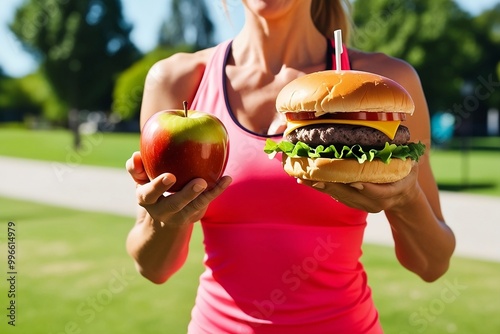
[112,0,216,123]
[0,71,65,124]
[158,0,215,50]
[10,0,140,118]
[473,3,500,109]
[351,0,483,114]
[112,45,192,122]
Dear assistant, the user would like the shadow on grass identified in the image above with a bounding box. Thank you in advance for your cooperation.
[438,182,497,192]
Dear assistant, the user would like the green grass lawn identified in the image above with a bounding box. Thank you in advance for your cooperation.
[0,196,498,334]
[0,127,139,168]
[0,128,499,333]
[0,128,499,196]
[430,149,500,196]
[0,197,203,334]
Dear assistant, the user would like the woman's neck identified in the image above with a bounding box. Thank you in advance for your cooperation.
[231,5,327,74]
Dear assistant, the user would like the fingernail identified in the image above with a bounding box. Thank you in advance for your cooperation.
[312,182,325,189]
[162,176,174,186]
[221,177,232,188]
[350,183,364,190]
[193,184,206,193]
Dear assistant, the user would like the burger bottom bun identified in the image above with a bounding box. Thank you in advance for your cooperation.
[283,156,413,184]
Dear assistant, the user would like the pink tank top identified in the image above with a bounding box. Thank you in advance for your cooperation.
[188,40,383,334]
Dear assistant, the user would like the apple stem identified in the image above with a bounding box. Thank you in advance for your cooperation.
[183,101,188,117]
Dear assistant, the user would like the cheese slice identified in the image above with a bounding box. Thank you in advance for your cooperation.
[284,119,401,140]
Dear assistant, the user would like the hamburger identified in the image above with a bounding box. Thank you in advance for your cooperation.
[264,70,426,183]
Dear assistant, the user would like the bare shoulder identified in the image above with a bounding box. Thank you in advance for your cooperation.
[140,47,215,126]
[348,48,431,143]
[348,48,421,89]
[146,48,214,92]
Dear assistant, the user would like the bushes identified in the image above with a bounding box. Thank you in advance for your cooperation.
[0,72,67,125]
[111,46,193,121]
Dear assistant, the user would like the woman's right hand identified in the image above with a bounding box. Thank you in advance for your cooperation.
[126,151,232,226]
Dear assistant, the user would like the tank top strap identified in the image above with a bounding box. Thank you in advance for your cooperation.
[190,40,232,109]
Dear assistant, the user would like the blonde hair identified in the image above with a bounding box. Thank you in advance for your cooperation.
[311,0,353,44]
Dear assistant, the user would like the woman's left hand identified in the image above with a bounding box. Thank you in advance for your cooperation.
[297,162,420,213]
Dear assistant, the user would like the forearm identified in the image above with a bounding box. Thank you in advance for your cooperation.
[126,208,194,284]
[385,187,455,282]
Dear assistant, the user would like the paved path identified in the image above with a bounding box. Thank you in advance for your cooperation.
[1,156,498,262]
[0,156,137,217]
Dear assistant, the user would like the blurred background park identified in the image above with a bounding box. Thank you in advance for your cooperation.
[0,0,499,333]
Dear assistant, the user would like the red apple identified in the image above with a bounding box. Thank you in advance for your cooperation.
[140,102,229,192]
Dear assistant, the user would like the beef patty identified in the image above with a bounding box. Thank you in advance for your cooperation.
[286,124,411,148]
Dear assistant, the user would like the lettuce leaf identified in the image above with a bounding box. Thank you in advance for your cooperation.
[264,139,426,164]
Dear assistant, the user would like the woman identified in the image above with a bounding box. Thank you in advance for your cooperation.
[126,1,456,333]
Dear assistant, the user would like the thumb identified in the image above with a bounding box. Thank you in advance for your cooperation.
[126,151,150,185]
[267,114,287,135]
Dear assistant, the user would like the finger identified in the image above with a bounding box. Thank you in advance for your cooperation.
[297,178,329,191]
[267,117,287,135]
[126,152,150,185]
[189,176,232,211]
[157,178,209,214]
[158,176,232,219]
[125,152,136,174]
[136,173,176,206]
[182,176,233,222]
[298,178,371,208]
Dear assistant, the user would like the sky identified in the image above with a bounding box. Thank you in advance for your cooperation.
[0,0,498,78]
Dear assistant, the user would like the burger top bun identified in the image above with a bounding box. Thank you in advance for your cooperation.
[276,70,415,117]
